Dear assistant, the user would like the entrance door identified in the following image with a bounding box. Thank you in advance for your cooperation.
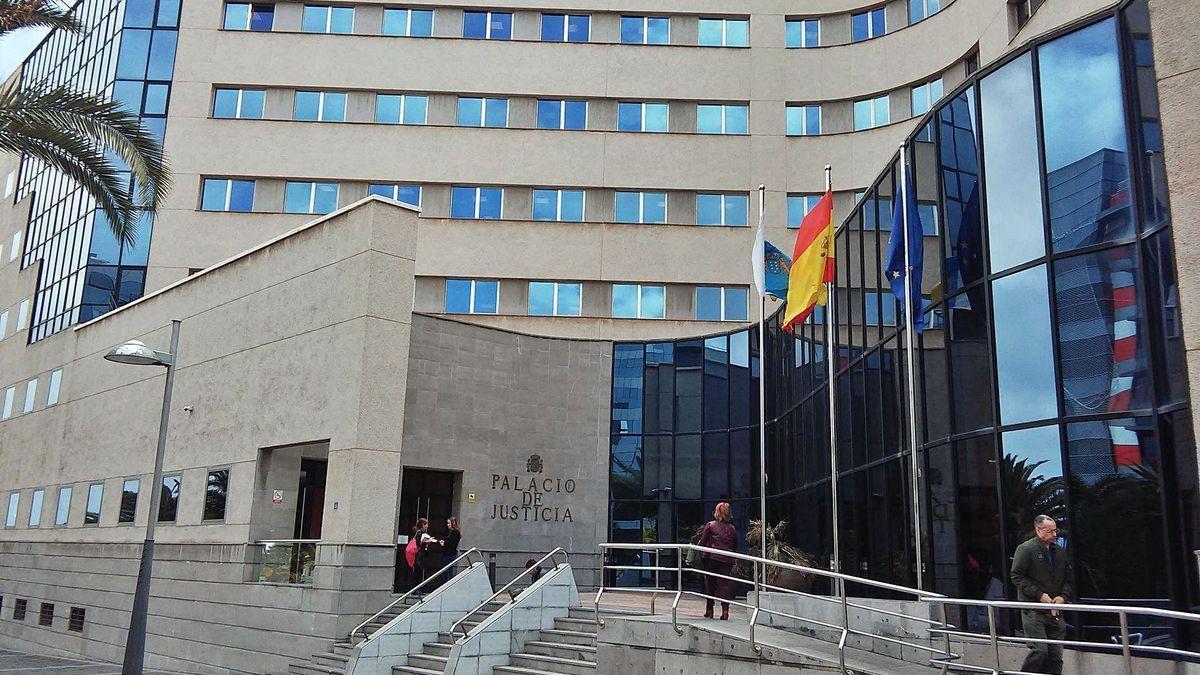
[294,458,326,540]
[395,468,456,592]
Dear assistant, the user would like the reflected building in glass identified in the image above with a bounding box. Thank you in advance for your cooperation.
[609,0,1196,642]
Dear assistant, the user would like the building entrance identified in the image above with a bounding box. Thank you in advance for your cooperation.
[394,468,456,592]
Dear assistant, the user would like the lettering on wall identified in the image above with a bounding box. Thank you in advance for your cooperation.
[490,455,575,523]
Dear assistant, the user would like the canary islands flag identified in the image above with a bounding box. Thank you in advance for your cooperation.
[782,190,835,330]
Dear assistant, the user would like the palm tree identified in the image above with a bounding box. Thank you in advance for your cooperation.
[0,0,171,248]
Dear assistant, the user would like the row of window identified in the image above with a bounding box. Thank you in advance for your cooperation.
[213,82,946,135]
[444,279,750,322]
[224,2,945,46]
[3,598,86,633]
[3,468,228,529]
[0,369,62,421]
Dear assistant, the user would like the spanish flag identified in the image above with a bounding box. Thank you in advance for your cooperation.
[782,189,835,330]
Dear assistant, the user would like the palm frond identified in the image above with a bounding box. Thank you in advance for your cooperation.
[0,81,171,247]
[0,0,78,35]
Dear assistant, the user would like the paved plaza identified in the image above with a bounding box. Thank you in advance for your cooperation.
[0,647,178,674]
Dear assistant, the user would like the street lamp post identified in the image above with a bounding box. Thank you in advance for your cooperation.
[105,320,180,675]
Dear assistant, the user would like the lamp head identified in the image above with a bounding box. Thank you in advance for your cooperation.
[105,340,172,367]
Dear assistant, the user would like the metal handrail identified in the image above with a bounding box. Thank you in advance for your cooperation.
[450,547,568,639]
[351,546,485,642]
[599,542,1200,675]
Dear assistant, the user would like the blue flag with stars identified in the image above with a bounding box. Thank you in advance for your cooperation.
[885,171,925,332]
[764,241,791,301]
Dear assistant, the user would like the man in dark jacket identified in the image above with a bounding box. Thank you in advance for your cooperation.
[1010,514,1073,674]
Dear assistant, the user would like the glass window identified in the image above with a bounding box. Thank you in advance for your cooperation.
[463,11,511,39]
[786,104,820,135]
[84,483,103,524]
[457,97,508,127]
[529,281,582,316]
[28,489,43,527]
[854,95,890,130]
[787,194,820,228]
[785,18,819,48]
[541,13,589,42]
[225,2,272,29]
[911,78,943,117]
[1002,424,1065,555]
[0,310,8,338]
[284,181,339,214]
[15,298,26,329]
[382,8,433,36]
[444,279,499,314]
[10,231,19,261]
[614,192,667,224]
[450,186,503,219]
[54,486,71,526]
[302,5,353,33]
[695,286,747,321]
[22,378,36,413]
[696,194,748,226]
[909,0,941,24]
[980,53,1045,272]
[159,475,180,522]
[621,16,669,44]
[223,2,250,29]
[367,183,421,207]
[617,101,668,132]
[851,7,885,41]
[293,91,345,122]
[2,386,13,419]
[5,492,17,528]
[993,265,1058,424]
[375,94,427,124]
[249,3,274,30]
[119,479,139,524]
[612,284,665,319]
[696,104,747,134]
[45,369,62,407]
[202,178,255,212]
[533,189,585,222]
[1038,19,1132,252]
[537,99,587,130]
[204,469,229,521]
[698,18,748,47]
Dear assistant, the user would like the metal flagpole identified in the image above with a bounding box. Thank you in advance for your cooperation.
[824,166,840,585]
[757,185,769,609]
[898,142,925,590]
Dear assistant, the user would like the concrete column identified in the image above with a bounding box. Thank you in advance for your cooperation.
[670,101,697,133]
[590,13,619,42]
[434,8,462,38]
[253,179,285,213]
[500,279,527,315]
[668,191,694,225]
[666,284,692,320]
[274,2,302,31]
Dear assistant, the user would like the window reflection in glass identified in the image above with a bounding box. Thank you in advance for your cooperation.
[980,53,1045,272]
[1002,425,1064,551]
[85,483,103,524]
[1039,19,1132,252]
[993,265,1057,424]
[159,474,180,522]
[1053,245,1150,416]
[119,479,139,524]
[938,88,983,300]
[204,469,230,521]
[610,436,642,498]
[674,435,701,499]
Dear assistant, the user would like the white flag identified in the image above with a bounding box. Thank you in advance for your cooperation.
[751,190,766,296]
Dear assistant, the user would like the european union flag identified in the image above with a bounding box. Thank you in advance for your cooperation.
[885,171,925,332]
[764,241,791,301]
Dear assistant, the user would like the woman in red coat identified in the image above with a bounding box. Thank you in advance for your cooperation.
[698,502,737,620]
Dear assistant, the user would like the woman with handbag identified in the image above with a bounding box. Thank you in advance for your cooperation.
[697,502,737,620]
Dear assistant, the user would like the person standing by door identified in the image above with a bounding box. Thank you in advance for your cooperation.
[410,517,436,582]
[442,517,462,582]
[698,502,737,621]
[1010,514,1072,674]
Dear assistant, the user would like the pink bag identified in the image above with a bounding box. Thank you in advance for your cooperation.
[405,539,418,568]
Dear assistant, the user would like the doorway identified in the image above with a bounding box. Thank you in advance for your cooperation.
[294,458,326,540]
[395,468,457,592]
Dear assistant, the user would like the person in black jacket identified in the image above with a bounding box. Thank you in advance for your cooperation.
[1010,514,1073,674]
[441,516,462,583]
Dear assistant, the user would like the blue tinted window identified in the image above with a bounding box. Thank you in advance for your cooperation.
[488,12,511,39]
[696,286,722,320]
[645,103,667,131]
[239,89,263,118]
[561,190,584,221]
[410,9,432,35]
[382,8,408,35]
[698,19,723,46]
[567,15,589,42]
[321,92,346,121]
[329,6,353,33]
[376,94,400,123]
[615,192,640,222]
[284,182,311,213]
[787,195,817,228]
[457,97,482,126]
[646,17,668,44]
[445,279,472,313]
[541,13,565,41]
[787,105,819,135]
[612,285,638,318]
[313,182,338,213]
[146,31,176,80]
[213,88,239,118]
[558,283,581,315]
[474,281,499,313]
[724,287,748,320]
[302,5,326,32]
[223,3,249,29]
[726,19,748,46]
[483,98,507,127]
[201,179,228,211]
[643,193,666,223]
[396,185,420,206]
[620,16,643,43]
[696,194,722,225]
[641,286,665,318]
[993,265,1058,424]
[116,29,150,79]
[451,187,477,218]
[786,18,819,47]
[113,81,142,113]
[537,99,588,130]
[249,3,273,30]
[532,190,558,221]
[563,100,586,129]
[125,0,153,26]
[617,102,641,131]
[229,180,255,212]
[478,188,502,219]
[724,195,747,225]
[368,184,393,198]
[294,91,319,120]
[403,95,427,124]
[532,189,584,221]
[529,281,554,315]
[725,105,748,134]
[697,105,722,134]
[464,11,509,39]
[463,10,486,37]
[537,100,561,129]
[144,83,169,115]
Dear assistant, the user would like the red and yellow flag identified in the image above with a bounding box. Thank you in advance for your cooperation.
[782,189,835,330]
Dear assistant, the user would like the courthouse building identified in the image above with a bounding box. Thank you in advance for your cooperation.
[0,0,1195,671]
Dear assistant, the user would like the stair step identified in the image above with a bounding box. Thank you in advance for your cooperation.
[538,629,598,646]
[408,653,448,670]
[288,664,344,675]
[422,642,453,657]
[313,652,350,666]
[332,643,355,656]
[494,667,578,675]
[392,667,441,675]
[551,617,597,633]
[437,631,457,644]
[523,641,596,661]
[512,653,597,674]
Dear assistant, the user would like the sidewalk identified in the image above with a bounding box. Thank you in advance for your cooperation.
[0,647,178,674]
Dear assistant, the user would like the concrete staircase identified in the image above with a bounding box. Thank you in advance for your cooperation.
[491,607,600,675]
[391,599,509,675]
[288,594,424,675]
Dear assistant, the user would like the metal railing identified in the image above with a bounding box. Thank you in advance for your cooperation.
[450,547,569,639]
[351,547,485,643]
[598,542,1200,674]
[251,539,319,585]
